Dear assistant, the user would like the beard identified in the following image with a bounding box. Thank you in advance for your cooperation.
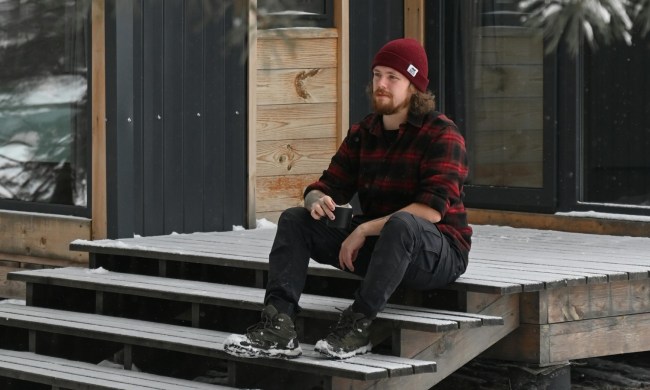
[372,89,410,115]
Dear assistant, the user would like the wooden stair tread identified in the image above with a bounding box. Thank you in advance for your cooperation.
[0,348,232,389]
[0,304,435,380]
[8,267,504,332]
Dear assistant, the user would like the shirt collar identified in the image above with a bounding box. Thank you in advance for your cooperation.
[367,111,426,136]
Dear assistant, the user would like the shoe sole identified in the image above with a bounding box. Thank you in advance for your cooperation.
[314,339,372,360]
[223,334,302,359]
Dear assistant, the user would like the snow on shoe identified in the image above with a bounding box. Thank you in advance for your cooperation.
[314,339,372,359]
[223,334,302,359]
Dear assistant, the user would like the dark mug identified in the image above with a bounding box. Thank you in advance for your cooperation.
[326,206,353,229]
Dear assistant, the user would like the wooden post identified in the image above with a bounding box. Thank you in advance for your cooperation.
[335,0,350,146]
[192,302,200,328]
[123,344,133,370]
[95,291,104,314]
[404,0,425,43]
[91,0,107,239]
[28,330,36,353]
[247,0,258,229]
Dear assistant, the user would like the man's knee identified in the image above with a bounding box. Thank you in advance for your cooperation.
[384,211,418,235]
[278,207,311,225]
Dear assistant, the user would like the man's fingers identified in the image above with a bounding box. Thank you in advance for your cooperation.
[310,197,336,220]
[339,253,355,272]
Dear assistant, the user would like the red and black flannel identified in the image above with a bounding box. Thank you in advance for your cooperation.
[304,111,472,262]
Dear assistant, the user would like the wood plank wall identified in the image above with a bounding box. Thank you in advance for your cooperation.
[0,211,90,299]
[255,28,340,222]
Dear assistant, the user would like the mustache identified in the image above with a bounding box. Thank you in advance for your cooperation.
[374,88,392,98]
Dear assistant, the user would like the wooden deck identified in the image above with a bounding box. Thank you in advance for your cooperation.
[2,224,650,389]
[69,224,650,365]
[71,224,650,294]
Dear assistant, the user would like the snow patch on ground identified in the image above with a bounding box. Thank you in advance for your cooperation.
[0,299,26,305]
[233,218,277,231]
[85,267,109,274]
[556,211,650,222]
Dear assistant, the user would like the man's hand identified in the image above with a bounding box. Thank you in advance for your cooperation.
[339,226,366,272]
[305,190,336,221]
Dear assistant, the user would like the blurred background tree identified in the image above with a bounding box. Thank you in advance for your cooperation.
[519,0,650,54]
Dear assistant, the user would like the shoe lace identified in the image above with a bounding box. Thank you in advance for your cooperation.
[330,308,357,337]
[246,313,274,333]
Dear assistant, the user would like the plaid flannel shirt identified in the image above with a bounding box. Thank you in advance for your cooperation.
[304,111,472,262]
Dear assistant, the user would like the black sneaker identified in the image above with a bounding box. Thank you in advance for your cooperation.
[314,307,372,359]
[223,305,302,359]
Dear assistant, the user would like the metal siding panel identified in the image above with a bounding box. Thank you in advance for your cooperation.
[163,0,185,234]
[223,1,247,230]
[183,0,206,233]
[133,2,144,234]
[349,0,404,123]
[105,0,136,239]
[132,1,144,236]
[121,0,248,236]
[202,0,227,231]
[142,0,165,236]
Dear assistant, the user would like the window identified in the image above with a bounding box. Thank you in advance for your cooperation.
[257,0,333,29]
[0,0,90,213]
[428,0,556,212]
[581,34,650,209]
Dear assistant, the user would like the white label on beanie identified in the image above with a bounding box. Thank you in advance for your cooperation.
[407,64,419,77]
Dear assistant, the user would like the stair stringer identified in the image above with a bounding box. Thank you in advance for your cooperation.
[329,293,520,390]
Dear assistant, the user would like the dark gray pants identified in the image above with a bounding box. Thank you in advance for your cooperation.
[264,207,466,319]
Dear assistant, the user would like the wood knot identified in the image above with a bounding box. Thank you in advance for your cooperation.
[274,144,300,171]
[294,69,321,100]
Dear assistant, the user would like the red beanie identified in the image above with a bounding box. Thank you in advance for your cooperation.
[371,38,429,92]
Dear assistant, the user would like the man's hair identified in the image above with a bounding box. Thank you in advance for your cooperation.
[366,83,436,116]
[409,88,436,116]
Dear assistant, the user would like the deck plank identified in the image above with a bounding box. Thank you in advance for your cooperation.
[7,268,502,333]
[68,225,650,295]
[0,349,230,389]
[0,304,435,381]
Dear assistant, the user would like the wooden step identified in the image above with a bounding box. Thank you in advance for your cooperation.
[0,348,233,390]
[0,303,435,382]
[8,267,504,333]
[70,229,526,294]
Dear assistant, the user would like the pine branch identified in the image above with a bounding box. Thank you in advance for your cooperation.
[518,0,647,56]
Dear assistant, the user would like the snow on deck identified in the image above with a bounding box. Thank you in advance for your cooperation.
[70,224,650,295]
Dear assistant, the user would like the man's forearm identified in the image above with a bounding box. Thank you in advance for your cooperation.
[356,202,442,237]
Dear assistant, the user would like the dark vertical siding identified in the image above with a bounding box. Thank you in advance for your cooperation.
[202,0,248,232]
[182,0,206,233]
[161,0,185,234]
[105,0,136,239]
[348,0,403,123]
[106,0,247,238]
[202,2,226,232]
[141,0,165,235]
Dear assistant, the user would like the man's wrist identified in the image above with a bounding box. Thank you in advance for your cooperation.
[304,190,324,209]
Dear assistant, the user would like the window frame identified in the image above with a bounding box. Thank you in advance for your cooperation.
[557,41,650,217]
[0,2,92,218]
[426,0,558,213]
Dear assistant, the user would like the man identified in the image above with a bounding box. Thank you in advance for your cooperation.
[224,38,471,359]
